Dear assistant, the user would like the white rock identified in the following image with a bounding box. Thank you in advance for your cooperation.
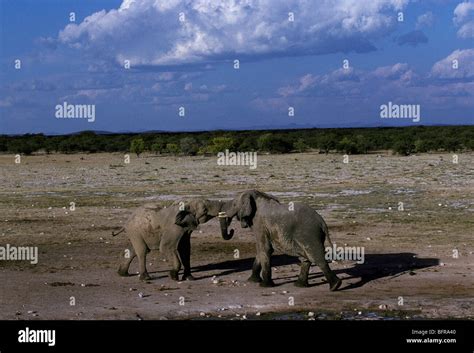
[308,312,315,317]
[138,292,144,298]
[256,312,261,316]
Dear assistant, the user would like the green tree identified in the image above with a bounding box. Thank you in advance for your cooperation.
[393,138,415,156]
[318,134,336,154]
[443,138,461,152]
[7,139,37,155]
[180,137,199,155]
[293,138,309,152]
[238,136,257,151]
[337,137,358,154]
[355,135,372,154]
[414,139,429,153]
[130,138,145,157]
[205,137,235,154]
[150,137,166,155]
[166,143,179,154]
[257,133,292,153]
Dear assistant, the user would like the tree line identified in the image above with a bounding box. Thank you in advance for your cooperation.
[1,126,473,156]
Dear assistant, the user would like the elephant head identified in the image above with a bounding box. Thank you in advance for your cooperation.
[174,210,199,231]
[174,199,235,239]
[217,191,260,240]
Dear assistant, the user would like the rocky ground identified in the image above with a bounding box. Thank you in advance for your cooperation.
[0,152,472,320]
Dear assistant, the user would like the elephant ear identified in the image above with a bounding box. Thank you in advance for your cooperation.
[238,193,256,227]
[175,211,198,231]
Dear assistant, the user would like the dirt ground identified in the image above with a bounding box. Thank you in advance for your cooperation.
[0,152,472,320]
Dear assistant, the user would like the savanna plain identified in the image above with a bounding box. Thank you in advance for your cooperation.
[0,152,472,320]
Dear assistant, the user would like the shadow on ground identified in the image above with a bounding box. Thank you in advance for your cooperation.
[192,253,439,289]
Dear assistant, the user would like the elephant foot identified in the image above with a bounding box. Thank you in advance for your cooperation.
[259,280,275,288]
[169,270,180,281]
[329,278,342,292]
[117,268,129,277]
[247,275,262,283]
[183,274,196,281]
[139,272,151,281]
[294,280,309,288]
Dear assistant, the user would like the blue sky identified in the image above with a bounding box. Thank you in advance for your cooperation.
[0,0,473,134]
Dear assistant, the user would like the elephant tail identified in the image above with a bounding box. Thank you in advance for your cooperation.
[322,221,334,247]
[112,228,125,237]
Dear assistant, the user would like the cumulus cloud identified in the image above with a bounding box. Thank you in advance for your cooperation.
[454,1,474,38]
[430,48,474,79]
[396,30,428,46]
[278,67,364,97]
[416,11,434,29]
[57,0,409,66]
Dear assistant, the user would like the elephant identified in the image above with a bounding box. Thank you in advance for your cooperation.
[218,190,342,291]
[113,199,233,281]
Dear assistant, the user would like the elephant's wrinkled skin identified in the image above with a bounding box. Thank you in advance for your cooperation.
[113,199,231,281]
[220,190,342,291]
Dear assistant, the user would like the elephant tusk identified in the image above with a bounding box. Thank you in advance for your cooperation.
[218,212,228,218]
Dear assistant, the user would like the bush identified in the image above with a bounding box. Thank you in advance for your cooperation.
[150,137,166,154]
[205,137,235,154]
[166,143,179,154]
[180,137,199,155]
[393,139,415,156]
[257,133,292,153]
[130,138,145,157]
[293,138,309,152]
[318,134,336,154]
[337,137,358,154]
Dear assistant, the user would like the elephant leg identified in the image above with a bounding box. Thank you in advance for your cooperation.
[118,247,136,277]
[258,239,275,287]
[307,245,341,291]
[247,258,262,283]
[178,232,195,281]
[130,237,150,281]
[294,259,311,287]
[168,250,182,281]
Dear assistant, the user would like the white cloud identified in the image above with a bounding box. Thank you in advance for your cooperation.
[431,49,474,79]
[416,11,434,29]
[453,1,474,38]
[58,0,409,66]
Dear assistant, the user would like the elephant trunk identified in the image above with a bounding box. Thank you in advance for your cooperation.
[218,212,234,240]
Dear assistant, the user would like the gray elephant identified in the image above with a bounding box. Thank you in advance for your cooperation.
[113,199,233,281]
[218,190,342,291]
